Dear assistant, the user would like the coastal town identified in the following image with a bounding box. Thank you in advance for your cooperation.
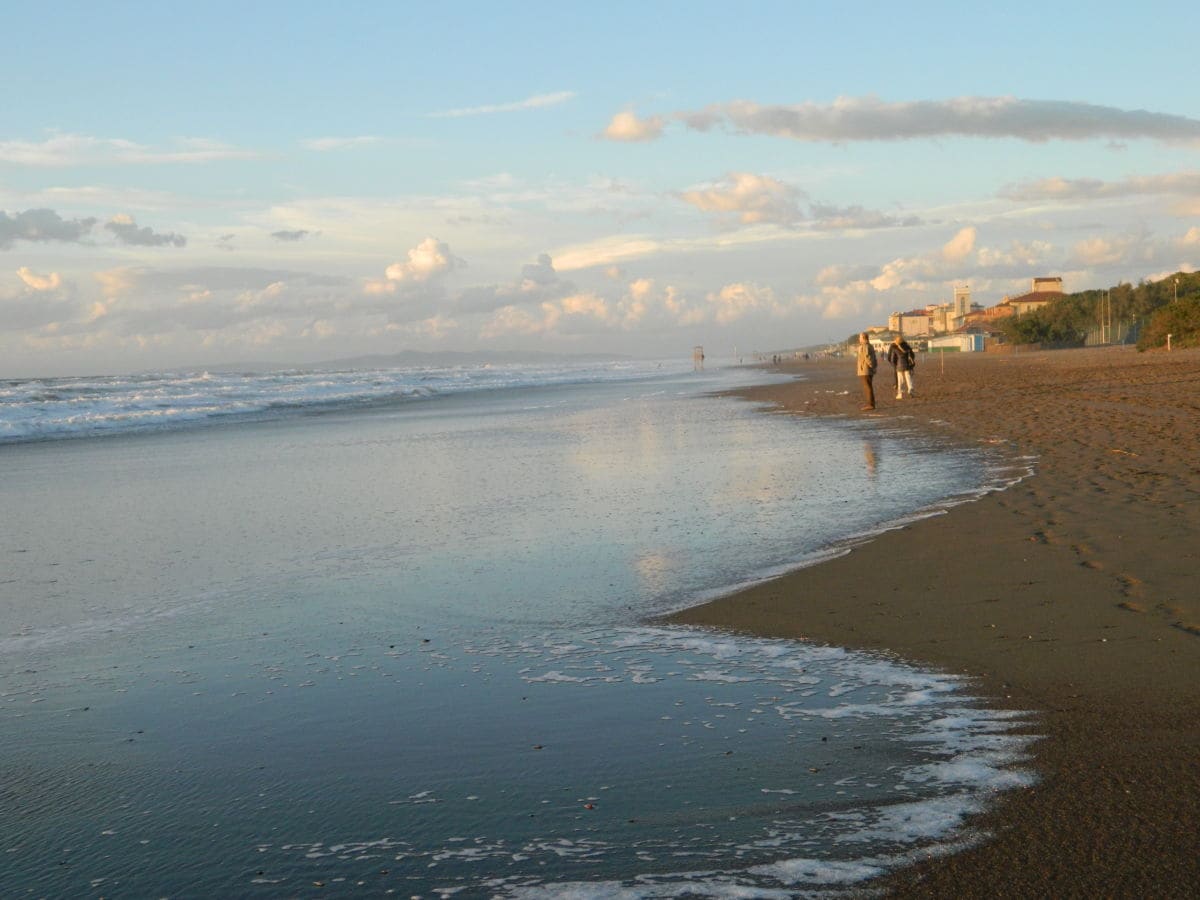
[865,275,1065,354]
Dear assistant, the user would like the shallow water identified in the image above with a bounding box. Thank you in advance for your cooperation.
[1,365,1034,896]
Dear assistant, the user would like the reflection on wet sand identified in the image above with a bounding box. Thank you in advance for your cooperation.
[862,440,878,478]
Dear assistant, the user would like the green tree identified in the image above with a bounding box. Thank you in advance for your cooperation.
[1136,297,1200,351]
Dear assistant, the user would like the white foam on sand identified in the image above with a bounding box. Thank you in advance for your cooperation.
[287,625,1038,898]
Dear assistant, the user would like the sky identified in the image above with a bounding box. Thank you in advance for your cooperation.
[3,1,1199,376]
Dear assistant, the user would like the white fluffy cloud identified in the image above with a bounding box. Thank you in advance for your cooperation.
[941,226,977,262]
[680,173,805,226]
[601,111,665,142]
[706,282,782,324]
[366,238,464,294]
[1071,235,1144,267]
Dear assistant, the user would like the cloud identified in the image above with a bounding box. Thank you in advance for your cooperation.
[551,235,669,271]
[429,91,576,118]
[0,208,98,248]
[520,253,559,286]
[367,238,463,294]
[17,267,63,291]
[706,282,782,324]
[606,96,1200,145]
[454,253,577,314]
[301,136,382,151]
[0,133,264,166]
[679,172,806,226]
[95,267,140,298]
[1179,226,1200,247]
[975,240,1055,271]
[815,263,876,286]
[796,281,874,320]
[1071,234,1144,267]
[809,203,922,230]
[941,226,977,262]
[1001,170,1200,202]
[601,111,665,142]
[105,214,187,247]
[481,304,551,338]
[271,229,311,242]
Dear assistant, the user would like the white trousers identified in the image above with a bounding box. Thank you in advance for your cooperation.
[895,369,914,396]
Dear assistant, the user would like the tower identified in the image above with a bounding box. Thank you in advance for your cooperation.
[953,284,971,319]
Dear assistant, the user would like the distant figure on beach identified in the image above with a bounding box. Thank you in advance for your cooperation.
[887,335,916,399]
[855,332,877,411]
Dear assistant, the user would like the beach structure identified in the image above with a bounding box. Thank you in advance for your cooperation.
[928,333,986,352]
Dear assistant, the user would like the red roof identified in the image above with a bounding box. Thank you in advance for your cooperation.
[1007,290,1064,305]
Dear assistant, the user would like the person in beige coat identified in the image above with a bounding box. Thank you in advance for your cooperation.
[855,332,877,410]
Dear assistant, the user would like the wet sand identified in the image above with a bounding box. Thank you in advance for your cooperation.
[669,346,1200,897]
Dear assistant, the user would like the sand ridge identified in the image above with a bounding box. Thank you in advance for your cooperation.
[669,346,1200,897]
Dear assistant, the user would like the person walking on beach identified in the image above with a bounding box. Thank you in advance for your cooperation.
[887,334,916,399]
[855,332,877,410]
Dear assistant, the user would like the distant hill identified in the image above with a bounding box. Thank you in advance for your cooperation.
[317,349,633,370]
[202,349,633,373]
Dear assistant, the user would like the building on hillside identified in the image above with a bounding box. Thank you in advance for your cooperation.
[927,303,954,333]
[1002,276,1065,316]
[887,309,932,337]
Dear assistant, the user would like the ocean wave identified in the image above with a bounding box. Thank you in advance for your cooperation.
[0,359,689,445]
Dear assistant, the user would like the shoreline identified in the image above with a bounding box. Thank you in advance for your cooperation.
[667,346,1200,896]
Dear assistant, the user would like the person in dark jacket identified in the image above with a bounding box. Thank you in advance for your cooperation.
[855,332,877,410]
[887,334,916,399]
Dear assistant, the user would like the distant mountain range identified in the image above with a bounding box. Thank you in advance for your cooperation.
[203,349,633,373]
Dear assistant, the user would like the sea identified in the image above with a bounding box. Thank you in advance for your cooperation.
[0,358,1036,898]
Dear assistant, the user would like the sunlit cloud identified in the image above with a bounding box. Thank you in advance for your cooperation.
[94,267,140,299]
[606,96,1200,145]
[429,90,576,118]
[1070,234,1148,267]
[1001,170,1200,202]
[365,238,464,294]
[706,282,783,324]
[941,226,977,262]
[679,172,805,226]
[16,267,63,292]
[601,110,665,142]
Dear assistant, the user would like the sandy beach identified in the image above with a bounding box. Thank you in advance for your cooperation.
[670,346,1200,897]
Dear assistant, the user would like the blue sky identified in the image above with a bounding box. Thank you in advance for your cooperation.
[3,1,1199,375]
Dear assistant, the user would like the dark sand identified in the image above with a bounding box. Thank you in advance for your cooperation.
[669,346,1200,897]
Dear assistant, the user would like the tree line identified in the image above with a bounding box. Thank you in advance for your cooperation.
[1001,271,1199,350]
